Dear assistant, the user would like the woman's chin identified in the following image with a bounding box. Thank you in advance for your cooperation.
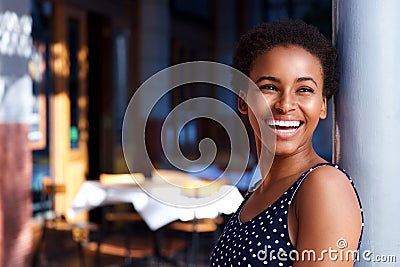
[273,144,300,157]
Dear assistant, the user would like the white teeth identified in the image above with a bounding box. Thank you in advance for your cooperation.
[267,120,301,127]
[275,128,297,133]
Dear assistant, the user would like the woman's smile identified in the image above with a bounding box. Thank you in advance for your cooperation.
[266,117,304,139]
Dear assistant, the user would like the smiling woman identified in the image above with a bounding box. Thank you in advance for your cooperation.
[210,20,363,267]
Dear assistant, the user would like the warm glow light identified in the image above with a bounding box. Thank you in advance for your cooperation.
[78,96,87,109]
[51,42,70,77]
[78,46,89,79]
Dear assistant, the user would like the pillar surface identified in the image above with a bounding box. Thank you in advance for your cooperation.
[335,0,400,265]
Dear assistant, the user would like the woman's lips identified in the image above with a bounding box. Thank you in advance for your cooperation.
[266,119,303,139]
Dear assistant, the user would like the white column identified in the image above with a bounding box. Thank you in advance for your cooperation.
[335,1,400,265]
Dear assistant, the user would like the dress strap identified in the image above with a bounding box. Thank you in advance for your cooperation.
[290,162,356,202]
[289,162,364,250]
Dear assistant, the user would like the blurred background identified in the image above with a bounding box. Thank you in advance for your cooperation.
[0,0,333,266]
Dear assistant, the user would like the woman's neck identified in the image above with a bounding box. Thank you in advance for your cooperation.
[262,146,326,184]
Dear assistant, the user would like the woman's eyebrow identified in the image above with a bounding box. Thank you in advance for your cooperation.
[255,76,318,87]
[297,77,318,87]
[255,76,280,84]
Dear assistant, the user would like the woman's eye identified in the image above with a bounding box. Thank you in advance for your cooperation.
[297,87,314,93]
[259,84,277,91]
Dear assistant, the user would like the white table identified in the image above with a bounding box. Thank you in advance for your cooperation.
[68,179,244,231]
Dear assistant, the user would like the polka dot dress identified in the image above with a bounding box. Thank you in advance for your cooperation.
[210,163,364,267]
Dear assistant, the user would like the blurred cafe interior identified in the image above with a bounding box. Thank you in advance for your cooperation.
[0,0,332,266]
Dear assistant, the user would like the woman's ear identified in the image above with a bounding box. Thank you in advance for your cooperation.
[319,97,327,119]
[238,90,248,114]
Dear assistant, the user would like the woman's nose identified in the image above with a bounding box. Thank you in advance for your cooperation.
[273,92,296,114]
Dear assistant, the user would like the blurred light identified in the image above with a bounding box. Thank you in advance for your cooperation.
[0,11,32,58]
[51,42,70,77]
[78,46,88,79]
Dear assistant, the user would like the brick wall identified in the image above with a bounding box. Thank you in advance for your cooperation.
[0,124,32,267]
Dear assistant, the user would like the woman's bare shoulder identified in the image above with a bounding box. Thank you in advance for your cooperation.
[291,165,362,266]
[294,164,361,217]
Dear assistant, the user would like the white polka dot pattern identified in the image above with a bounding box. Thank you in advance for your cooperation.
[210,163,364,266]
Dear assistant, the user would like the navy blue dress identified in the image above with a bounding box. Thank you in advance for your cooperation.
[210,163,364,266]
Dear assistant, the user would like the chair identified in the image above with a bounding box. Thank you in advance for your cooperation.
[157,173,228,266]
[98,173,146,265]
[166,216,224,266]
[32,177,99,267]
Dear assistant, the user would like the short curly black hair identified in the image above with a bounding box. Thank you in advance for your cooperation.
[233,20,338,99]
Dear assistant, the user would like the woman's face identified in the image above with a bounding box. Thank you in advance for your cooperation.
[239,45,326,157]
